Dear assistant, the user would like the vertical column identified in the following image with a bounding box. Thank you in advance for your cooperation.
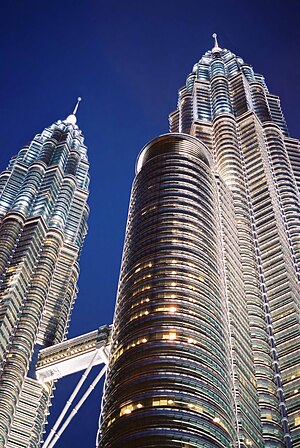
[213,114,267,447]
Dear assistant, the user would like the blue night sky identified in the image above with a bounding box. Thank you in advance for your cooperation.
[0,1,300,446]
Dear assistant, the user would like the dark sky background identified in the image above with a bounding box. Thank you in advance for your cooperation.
[1,0,300,446]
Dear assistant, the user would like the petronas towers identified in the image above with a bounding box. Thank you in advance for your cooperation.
[0,104,89,447]
[100,37,300,447]
[0,36,300,448]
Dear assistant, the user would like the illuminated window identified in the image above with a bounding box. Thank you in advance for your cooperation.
[168,332,177,340]
[120,404,134,416]
[152,398,174,406]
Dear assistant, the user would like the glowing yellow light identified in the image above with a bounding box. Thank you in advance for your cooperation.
[213,417,221,424]
[187,338,195,344]
[171,271,176,275]
[294,389,299,394]
[169,306,177,313]
[142,338,147,343]
[169,332,177,340]
[292,375,296,380]
[144,310,149,315]
[167,399,174,404]
[171,282,176,286]
[146,298,150,302]
[124,409,132,415]
[137,403,143,409]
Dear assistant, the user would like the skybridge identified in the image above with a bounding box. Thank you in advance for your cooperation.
[36,325,111,382]
[37,325,111,448]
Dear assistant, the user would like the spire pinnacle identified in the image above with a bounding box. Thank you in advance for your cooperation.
[66,97,82,125]
[72,96,82,116]
[212,33,221,53]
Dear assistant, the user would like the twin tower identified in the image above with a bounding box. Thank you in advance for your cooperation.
[0,37,299,448]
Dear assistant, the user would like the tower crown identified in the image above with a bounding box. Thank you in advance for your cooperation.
[173,37,288,137]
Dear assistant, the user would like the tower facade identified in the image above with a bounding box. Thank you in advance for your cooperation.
[100,38,300,447]
[0,105,89,448]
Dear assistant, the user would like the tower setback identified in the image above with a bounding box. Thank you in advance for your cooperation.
[99,38,300,447]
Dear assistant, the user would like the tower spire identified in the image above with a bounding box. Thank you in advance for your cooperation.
[212,33,221,53]
[66,97,82,125]
[72,96,82,116]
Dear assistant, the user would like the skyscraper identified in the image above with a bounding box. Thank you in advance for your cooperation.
[99,36,300,447]
[0,101,89,448]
